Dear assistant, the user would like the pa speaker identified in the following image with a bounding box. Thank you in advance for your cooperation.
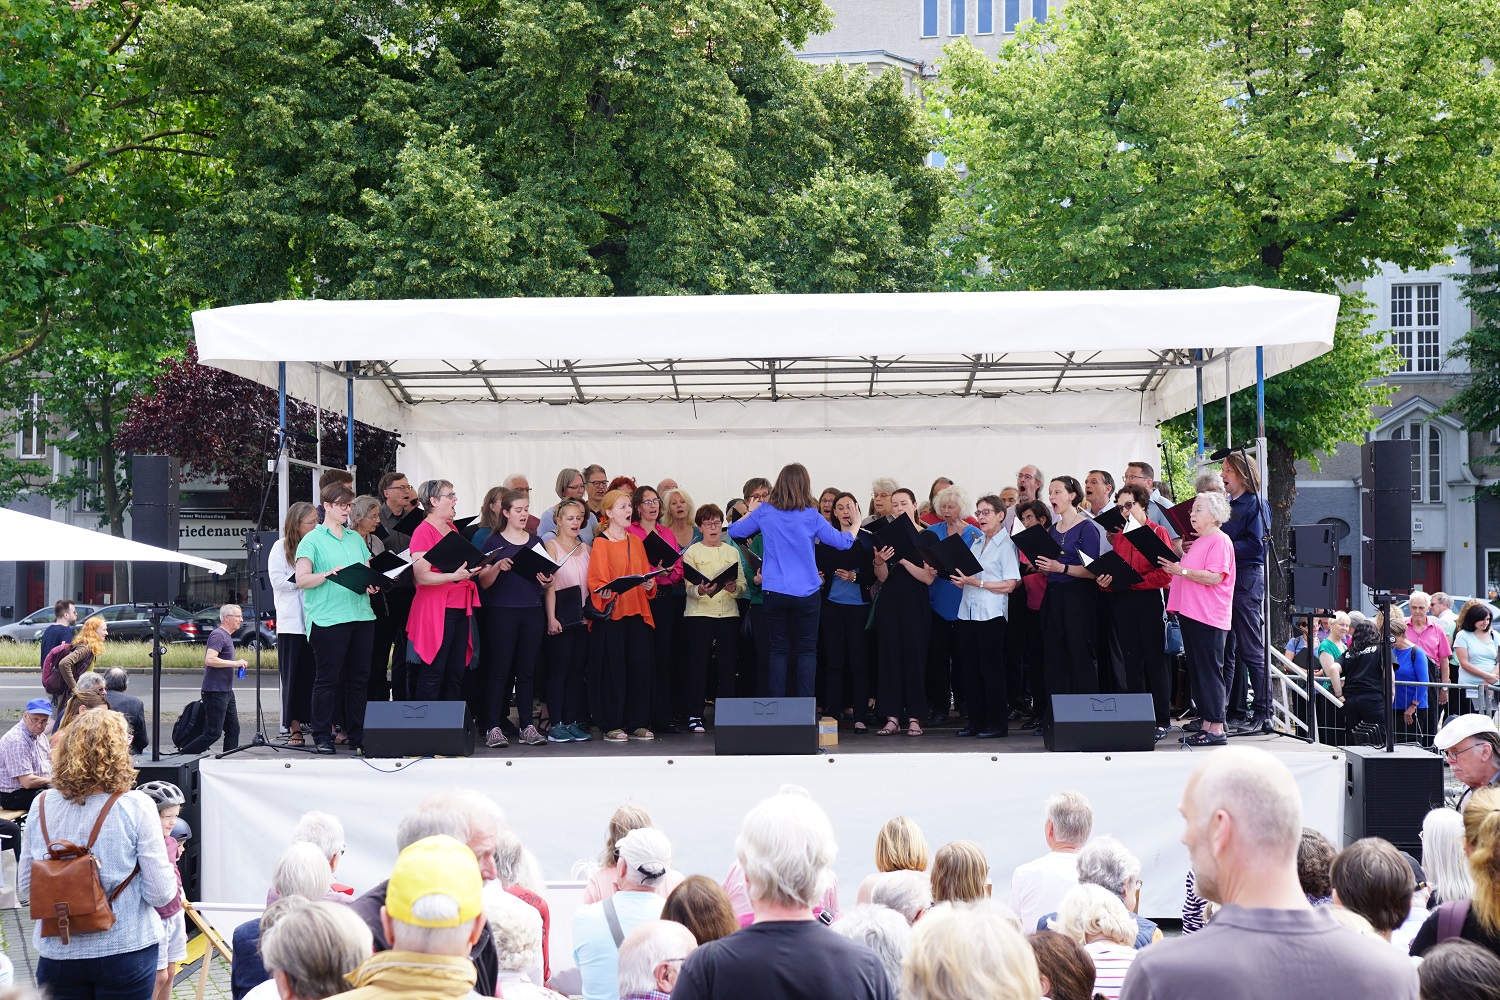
[1289,566,1339,612]
[1361,440,1411,493]
[363,701,474,758]
[713,697,818,756]
[1290,524,1338,569]
[135,755,201,901]
[132,456,181,604]
[1361,490,1411,542]
[1045,694,1155,752]
[246,531,279,616]
[1344,745,1443,852]
[1361,538,1412,593]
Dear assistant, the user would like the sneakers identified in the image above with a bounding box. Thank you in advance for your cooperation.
[548,724,575,743]
[688,717,706,734]
[519,725,546,746]
[630,728,656,741]
[604,729,629,742]
[567,723,591,742]
[486,727,509,749]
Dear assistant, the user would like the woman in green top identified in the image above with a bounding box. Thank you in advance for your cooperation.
[294,483,378,754]
[1315,612,1352,698]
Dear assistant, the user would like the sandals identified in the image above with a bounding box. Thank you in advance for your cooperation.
[875,719,900,736]
[288,732,306,747]
[1181,730,1227,747]
[907,719,923,738]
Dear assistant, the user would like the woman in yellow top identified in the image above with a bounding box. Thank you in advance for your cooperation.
[680,504,744,734]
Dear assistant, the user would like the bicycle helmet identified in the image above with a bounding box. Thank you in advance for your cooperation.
[138,780,185,810]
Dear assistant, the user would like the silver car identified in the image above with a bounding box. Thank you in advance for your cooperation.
[0,605,101,643]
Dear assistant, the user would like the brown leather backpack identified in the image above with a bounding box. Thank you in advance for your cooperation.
[29,792,139,944]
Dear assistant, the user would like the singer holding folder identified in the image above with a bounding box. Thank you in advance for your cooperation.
[627,486,685,734]
[950,495,1021,738]
[542,499,592,743]
[294,484,378,755]
[1161,491,1237,747]
[476,489,552,749]
[1096,485,1173,736]
[817,492,873,733]
[727,463,853,700]
[1030,476,1103,724]
[406,480,480,704]
[680,504,743,733]
[589,489,658,742]
[872,489,938,737]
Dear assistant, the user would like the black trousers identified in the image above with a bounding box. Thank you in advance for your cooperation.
[183,688,240,755]
[685,615,738,720]
[0,787,42,811]
[277,632,313,725]
[821,600,870,720]
[1005,598,1031,713]
[1180,613,1229,724]
[1113,589,1171,727]
[746,603,772,697]
[875,591,929,723]
[0,817,20,861]
[649,590,685,727]
[927,613,959,716]
[590,614,654,733]
[1344,693,1386,735]
[1041,583,1099,721]
[544,625,590,726]
[376,588,415,701]
[308,620,375,746]
[478,606,545,732]
[1231,564,1268,720]
[412,609,469,702]
[1096,590,1126,693]
[955,617,1008,733]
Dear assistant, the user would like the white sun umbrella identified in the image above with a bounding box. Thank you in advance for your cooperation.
[0,506,228,575]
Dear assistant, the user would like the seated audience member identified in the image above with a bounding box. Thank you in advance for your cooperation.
[663,875,739,945]
[1329,837,1414,945]
[674,792,891,1000]
[282,810,354,900]
[0,698,52,815]
[496,830,552,982]
[234,843,335,1000]
[721,785,842,928]
[584,804,686,903]
[104,666,150,754]
[484,887,565,1000]
[575,828,675,1000]
[1010,791,1092,933]
[342,835,489,1000]
[870,870,932,925]
[1028,929,1097,1000]
[54,670,108,732]
[618,920,699,1000]
[1434,714,1500,814]
[930,841,989,905]
[832,905,911,999]
[1298,828,1337,906]
[858,816,931,903]
[903,903,1040,1000]
[1422,808,1474,908]
[1036,836,1160,947]
[242,898,373,1000]
[1050,884,1138,1000]
[1118,747,1417,1000]
[1418,940,1500,1000]
[1413,786,1500,957]
[350,789,504,996]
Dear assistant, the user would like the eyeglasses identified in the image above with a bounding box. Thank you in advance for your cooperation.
[1444,743,1485,763]
[701,520,723,527]
[749,492,769,501]
[640,498,660,505]
[975,508,996,517]
[1123,472,1151,482]
[326,500,352,509]
[1118,502,1137,510]
[382,484,406,493]
[587,479,608,488]
[436,493,457,501]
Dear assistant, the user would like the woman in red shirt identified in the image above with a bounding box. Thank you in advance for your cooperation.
[588,490,658,742]
[1093,484,1173,739]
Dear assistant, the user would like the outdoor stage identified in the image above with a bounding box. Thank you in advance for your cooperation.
[196,732,1344,921]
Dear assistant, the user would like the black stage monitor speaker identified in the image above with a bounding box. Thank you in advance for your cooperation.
[1361,440,1411,493]
[1289,566,1339,612]
[714,697,818,756]
[1045,694,1155,752]
[132,455,181,604]
[1361,538,1412,593]
[364,701,474,758]
[1290,525,1338,569]
[1344,745,1443,852]
[136,755,201,901]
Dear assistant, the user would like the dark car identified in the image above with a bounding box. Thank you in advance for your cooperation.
[189,606,277,650]
[92,604,204,643]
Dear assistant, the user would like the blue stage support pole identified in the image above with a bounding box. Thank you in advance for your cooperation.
[346,362,355,470]
[1195,350,1205,459]
[1256,346,1266,438]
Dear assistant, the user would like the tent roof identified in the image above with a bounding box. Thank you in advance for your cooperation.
[0,508,228,575]
[192,287,1338,424]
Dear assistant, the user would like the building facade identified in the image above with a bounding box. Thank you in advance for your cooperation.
[797,0,1056,79]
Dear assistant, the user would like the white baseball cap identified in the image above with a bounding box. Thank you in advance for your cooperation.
[1434,714,1499,751]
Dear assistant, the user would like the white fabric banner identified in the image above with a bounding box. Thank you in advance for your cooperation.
[199,748,1343,921]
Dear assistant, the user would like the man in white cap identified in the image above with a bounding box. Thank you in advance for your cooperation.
[1433,713,1500,812]
[574,827,673,1000]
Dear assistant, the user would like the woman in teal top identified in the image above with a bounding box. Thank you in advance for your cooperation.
[294,483,377,754]
[1456,602,1499,706]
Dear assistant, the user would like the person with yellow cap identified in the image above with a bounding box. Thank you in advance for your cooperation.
[342,835,488,1000]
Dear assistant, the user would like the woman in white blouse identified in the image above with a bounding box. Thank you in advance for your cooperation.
[269,502,318,745]
[949,494,1021,738]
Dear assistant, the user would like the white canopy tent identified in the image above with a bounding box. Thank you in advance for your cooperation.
[0,507,228,575]
[193,287,1339,513]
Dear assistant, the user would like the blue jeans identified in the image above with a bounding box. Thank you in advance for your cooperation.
[38,942,158,1000]
[763,592,821,697]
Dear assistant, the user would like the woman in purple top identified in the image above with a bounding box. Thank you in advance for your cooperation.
[476,489,554,749]
[728,463,853,699]
[1032,476,1102,723]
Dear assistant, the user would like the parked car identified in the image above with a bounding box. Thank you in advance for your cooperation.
[91,604,204,643]
[188,606,277,650]
[0,605,101,643]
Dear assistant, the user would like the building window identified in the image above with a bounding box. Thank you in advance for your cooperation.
[16,390,43,459]
[922,0,938,36]
[951,0,966,33]
[1032,0,1048,22]
[977,0,994,32]
[1390,283,1441,373]
[1004,0,1020,31]
[75,457,104,512]
[1389,421,1442,504]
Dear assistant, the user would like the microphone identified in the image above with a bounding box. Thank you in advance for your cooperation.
[1207,444,1249,462]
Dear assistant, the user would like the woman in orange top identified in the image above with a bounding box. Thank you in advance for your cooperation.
[588,489,658,743]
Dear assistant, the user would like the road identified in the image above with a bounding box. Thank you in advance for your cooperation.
[0,669,283,741]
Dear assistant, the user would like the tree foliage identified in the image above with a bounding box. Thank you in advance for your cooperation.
[1444,226,1500,499]
[152,0,941,303]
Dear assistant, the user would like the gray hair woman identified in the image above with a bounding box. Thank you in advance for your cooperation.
[1161,490,1236,745]
[1050,884,1139,1000]
[408,478,480,701]
[482,886,562,999]
[254,899,373,1000]
[903,904,1041,1000]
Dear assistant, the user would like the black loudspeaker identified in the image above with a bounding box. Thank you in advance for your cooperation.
[132,456,181,604]
[1289,566,1339,612]
[363,701,474,758]
[1360,490,1411,542]
[1362,440,1411,493]
[1045,694,1155,752]
[136,755,201,901]
[1362,539,1412,593]
[1344,745,1443,852]
[713,697,818,756]
[1290,524,1338,569]
[246,531,279,616]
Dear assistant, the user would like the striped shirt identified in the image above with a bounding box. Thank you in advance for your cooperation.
[1086,940,1138,999]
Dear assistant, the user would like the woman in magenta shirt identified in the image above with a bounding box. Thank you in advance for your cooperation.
[1161,491,1237,746]
[407,479,480,701]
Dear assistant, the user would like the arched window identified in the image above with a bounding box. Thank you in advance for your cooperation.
[1389,421,1442,503]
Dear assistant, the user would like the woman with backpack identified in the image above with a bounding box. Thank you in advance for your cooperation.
[18,709,177,1000]
[42,615,106,725]
[1412,786,1500,957]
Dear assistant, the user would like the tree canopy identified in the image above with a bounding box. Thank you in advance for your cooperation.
[1444,226,1500,499]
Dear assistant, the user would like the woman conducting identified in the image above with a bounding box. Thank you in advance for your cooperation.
[1159,490,1237,747]
[873,488,937,736]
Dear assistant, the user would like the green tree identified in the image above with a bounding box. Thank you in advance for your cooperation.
[152,0,939,305]
[937,0,1500,621]
[1443,226,1500,499]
